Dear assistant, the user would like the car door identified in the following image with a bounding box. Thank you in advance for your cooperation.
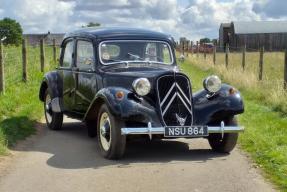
[59,39,77,112]
[74,39,96,114]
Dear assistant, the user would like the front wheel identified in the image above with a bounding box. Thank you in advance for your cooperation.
[208,118,238,153]
[97,104,126,159]
[44,90,63,130]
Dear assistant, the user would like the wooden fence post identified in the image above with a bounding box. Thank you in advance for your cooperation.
[213,44,216,65]
[0,41,4,94]
[196,41,199,58]
[259,46,264,81]
[190,41,193,54]
[284,49,287,89]
[181,41,184,56]
[204,44,207,60]
[242,45,246,71]
[22,39,27,82]
[225,44,229,69]
[53,39,57,63]
[40,39,45,72]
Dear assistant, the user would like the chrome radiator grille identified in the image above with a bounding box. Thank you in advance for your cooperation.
[157,74,193,126]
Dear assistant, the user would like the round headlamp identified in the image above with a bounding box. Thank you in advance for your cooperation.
[203,75,222,93]
[132,78,151,96]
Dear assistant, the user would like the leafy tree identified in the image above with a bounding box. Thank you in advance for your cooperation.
[82,22,101,28]
[0,18,23,45]
[199,38,211,44]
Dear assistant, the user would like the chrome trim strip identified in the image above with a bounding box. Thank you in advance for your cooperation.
[160,83,176,107]
[176,83,191,105]
[176,93,192,114]
[162,92,177,116]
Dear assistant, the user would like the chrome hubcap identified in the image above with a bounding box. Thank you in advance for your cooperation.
[99,112,111,151]
[45,94,52,124]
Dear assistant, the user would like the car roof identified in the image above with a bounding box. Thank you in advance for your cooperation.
[64,27,173,40]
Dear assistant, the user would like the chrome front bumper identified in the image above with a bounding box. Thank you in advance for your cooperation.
[121,121,244,139]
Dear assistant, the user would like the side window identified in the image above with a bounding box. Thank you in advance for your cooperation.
[76,40,94,70]
[62,41,74,67]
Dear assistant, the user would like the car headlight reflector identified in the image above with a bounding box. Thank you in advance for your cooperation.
[203,75,221,93]
[132,78,151,96]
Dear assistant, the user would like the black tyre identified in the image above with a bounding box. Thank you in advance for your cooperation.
[97,104,126,159]
[44,90,63,130]
[208,118,238,153]
[86,120,97,138]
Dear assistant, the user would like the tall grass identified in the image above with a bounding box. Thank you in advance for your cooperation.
[189,52,287,113]
[0,45,57,154]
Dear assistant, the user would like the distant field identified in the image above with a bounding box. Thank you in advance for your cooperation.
[0,45,56,154]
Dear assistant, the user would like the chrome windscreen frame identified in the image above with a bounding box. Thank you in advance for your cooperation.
[98,40,174,65]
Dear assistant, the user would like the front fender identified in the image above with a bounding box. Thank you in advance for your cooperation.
[39,71,63,101]
[193,84,244,125]
[84,87,162,126]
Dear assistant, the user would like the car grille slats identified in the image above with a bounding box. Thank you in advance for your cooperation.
[157,74,193,126]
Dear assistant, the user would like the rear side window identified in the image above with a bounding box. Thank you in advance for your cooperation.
[62,41,74,67]
[76,40,94,70]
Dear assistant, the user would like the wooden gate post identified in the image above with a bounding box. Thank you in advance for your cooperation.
[22,39,27,82]
[0,41,4,94]
[259,46,264,81]
[40,39,45,72]
[53,39,57,63]
[284,49,287,89]
[242,45,246,71]
[225,44,229,69]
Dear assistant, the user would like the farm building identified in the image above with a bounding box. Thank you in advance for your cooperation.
[23,32,64,46]
[219,21,287,51]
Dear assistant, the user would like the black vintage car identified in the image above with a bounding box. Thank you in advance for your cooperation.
[39,27,244,159]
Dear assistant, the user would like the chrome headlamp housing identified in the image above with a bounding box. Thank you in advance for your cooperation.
[132,78,151,96]
[203,75,222,93]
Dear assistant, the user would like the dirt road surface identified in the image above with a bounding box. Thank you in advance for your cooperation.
[0,118,275,192]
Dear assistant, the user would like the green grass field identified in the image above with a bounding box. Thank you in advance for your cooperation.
[0,45,56,154]
[180,56,287,191]
[195,51,287,114]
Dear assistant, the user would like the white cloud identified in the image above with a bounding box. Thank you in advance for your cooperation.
[0,0,286,41]
[0,0,76,33]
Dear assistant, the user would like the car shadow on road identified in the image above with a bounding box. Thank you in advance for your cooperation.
[13,121,229,170]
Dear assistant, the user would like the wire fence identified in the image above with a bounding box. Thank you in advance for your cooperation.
[0,39,58,93]
[177,45,287,90]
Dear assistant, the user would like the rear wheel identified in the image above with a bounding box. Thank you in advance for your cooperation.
[97,104,126,159]
[44,90,63,130]
[208,118,238,153]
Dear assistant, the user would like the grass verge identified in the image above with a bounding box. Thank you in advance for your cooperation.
[0,45,56,155]
[180,59,287,191]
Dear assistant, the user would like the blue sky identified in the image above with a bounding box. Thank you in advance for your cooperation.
[0,0,286,41]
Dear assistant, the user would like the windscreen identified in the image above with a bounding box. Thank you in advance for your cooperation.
[99,40,173,65]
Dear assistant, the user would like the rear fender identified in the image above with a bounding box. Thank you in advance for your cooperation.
[39,71,63,112]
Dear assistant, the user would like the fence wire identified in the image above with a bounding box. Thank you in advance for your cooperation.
[179,46,286,89]
[1,44,57,88]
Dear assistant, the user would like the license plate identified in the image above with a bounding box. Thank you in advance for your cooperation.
[164,126,208,137]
